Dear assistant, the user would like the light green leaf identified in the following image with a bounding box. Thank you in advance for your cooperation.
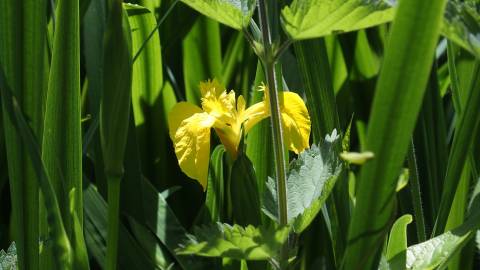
[180,0,256,30]
[441,1,480,58]
[385,215,412,270]
[281,0,395,40]
[405,178,480,270]
[263,131,342,233]
[176,223,290,260]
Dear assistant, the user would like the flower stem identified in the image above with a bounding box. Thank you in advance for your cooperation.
[258,0,289,267]
[106,176,121,270]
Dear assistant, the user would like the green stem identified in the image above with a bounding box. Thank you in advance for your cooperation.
[257,0,289,267]
[106,177,121,270]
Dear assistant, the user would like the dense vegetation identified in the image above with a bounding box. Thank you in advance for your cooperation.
[0,0,479,269]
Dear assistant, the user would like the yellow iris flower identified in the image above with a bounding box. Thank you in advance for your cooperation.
[168,80,311,189]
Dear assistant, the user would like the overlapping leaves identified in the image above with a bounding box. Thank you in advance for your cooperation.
[263,130,342,233]
[442,0,480,58]
[176,223,289,260]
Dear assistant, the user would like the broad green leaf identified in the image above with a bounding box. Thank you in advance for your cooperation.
[180,0,256,30]
[0,242,17,270]
[441,1,480,58]
[176,223,290,260]
[263,131,342,233]
[0,0,47,268]
[281,0,395,40]
[342,0,448,268]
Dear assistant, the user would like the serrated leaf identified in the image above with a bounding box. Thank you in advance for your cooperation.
[263,130,342,233]
[180,0,256,30]
[441,1,480,58]
[281,0,395,40]
[0,242,17,270]
[405,187,480,270]
[176,223,289,260]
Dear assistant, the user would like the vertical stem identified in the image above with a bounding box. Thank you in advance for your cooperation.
[258,0,289,267]
[106,177,121,270]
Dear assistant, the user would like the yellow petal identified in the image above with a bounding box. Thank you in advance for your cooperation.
[243,101,269,133]
[280,92,311,154]
[200,80,235,119]
[168,102,203,140]
[173,112,215,189]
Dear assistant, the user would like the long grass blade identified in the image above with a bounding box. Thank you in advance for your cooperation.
[342,0,448,268]
[0,0,48,268]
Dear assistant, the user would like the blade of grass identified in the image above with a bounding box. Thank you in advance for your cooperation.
[342,0,448,268]
[0,66,72,269]
[42,0,89,268]
[183,17,222,104]
[433,62,480,235]
[0,0,47,268]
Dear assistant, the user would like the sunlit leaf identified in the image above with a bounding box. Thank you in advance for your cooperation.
[263,130,342,233]
[281,0,395,40]
[176,223,289,260]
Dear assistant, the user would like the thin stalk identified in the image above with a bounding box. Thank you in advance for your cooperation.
[106,177,121,270]
[258,0,289,267]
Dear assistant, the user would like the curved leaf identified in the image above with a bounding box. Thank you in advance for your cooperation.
[281,0,395,40]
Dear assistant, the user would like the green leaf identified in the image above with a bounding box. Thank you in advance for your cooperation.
[441,1,480,58]
[0,0,48,268]
[100,1,133,177]
[183,17,222,105]
[281,0,395,40]
[180,0,256,30]
[83,184,164,270]
[0,242,17,270]
[263,131,342,233]
[0,69,72,269]
[205,145,226,222]
[294,38,340,142]
[176,223,290,260]
[386,215,412,269]
[42,0,88,268]
[231,152,261,226]
[342,0,448,268]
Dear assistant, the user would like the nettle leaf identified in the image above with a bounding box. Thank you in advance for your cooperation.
[441,1,480,58]
[263,130,342,233]
[0,242,17,270]
[180,0,256,30]
[281,0,395,40]
[176,223,290,260]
